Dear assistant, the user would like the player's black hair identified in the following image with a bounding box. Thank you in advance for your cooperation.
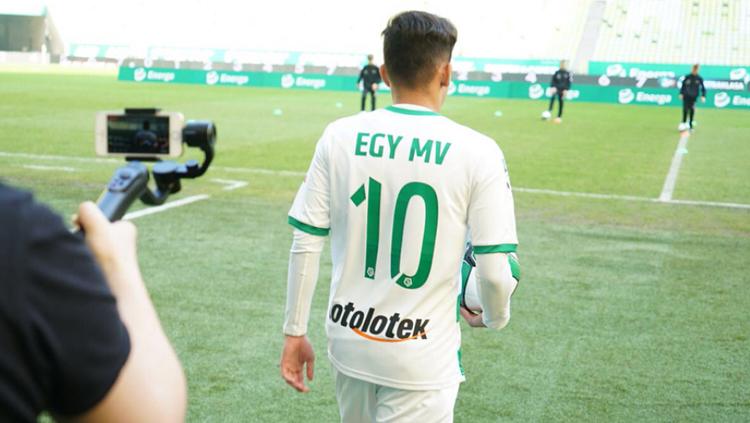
[381,11,457,88]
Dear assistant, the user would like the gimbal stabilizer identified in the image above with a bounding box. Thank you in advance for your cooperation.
[96,109,217,221]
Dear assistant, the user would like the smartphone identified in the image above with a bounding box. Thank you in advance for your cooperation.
[95,111,184,158]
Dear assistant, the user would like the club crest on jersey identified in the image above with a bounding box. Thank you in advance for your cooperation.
[330,302,430,342]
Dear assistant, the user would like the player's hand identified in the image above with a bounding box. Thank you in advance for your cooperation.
[280,335,315,393]
[371,83,378,92]
[549,87,557,94]
[75,201,140,292]
[679,94,683,100]
[460,307,486,328]
[701,96,706,103]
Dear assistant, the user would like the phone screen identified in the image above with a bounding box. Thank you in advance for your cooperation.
[107,115,171,155]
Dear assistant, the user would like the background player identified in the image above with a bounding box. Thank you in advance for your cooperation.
[679,64,707,131]
[357,54,382,111]
[545,60,572,123]
[280,10,520,422]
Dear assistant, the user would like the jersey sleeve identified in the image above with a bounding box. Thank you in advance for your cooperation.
[22,199,131,416]
[288,126,332,236]
[467,142,518,254]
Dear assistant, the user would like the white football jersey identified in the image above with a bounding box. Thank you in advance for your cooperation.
[288,104,517,390]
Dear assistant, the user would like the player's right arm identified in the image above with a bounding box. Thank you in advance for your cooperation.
[679,76,687,96]
[357,68,364,85]
[466,142,520,330]
[280,127,332,392]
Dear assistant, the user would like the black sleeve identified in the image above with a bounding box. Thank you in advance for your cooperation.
[375,67,382,84]
[22,198,131,416]
[699,76,706,96]
[549,71,557,86]
[563,73,572,90]
[357,68,364,83]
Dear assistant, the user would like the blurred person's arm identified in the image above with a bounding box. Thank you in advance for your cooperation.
[564,72,572,91]
[73,202,186,422]
[679,77,687,97]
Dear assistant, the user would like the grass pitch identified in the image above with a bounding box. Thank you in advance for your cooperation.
[1,70,749,422]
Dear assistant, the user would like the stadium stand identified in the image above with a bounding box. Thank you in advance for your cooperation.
[592,0,750,65]
[2,0,747,73]
[447,0,592,61]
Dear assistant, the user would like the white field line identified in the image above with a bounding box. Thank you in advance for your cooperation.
[123,194,211,220]
[513,187,750,210]
[0,150,305,177]
[513,187,654,203]
[22,164,77,172]
[0,151,119,164]
[2,150,749,210]
[659,132,690,202]
[210,178,248,191]
[667,198,750,210]
[215,166,306,177]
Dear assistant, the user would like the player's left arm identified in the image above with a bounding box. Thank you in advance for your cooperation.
[470,253,519,329]
[699,76,707,101]
[467,144,520,330]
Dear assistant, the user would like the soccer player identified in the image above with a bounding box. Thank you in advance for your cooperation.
[357,54,382,111]
[280,10,520,422]
[679,64,707,131]
[546,60,572,123]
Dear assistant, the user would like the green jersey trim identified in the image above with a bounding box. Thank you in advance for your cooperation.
[508,253,521,281]
[473,243,517,254]
[385,105,440,116]
[288,216,330,236]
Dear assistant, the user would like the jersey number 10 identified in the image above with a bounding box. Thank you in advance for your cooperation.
[351,177,437,289]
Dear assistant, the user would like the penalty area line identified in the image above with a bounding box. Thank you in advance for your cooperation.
[123,194,210,220]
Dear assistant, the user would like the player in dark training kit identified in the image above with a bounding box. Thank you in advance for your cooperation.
[679,64,706,131]
[357,54,382,111]
[547,60,572,123]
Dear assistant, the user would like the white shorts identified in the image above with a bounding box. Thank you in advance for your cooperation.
[333,368,460,423]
